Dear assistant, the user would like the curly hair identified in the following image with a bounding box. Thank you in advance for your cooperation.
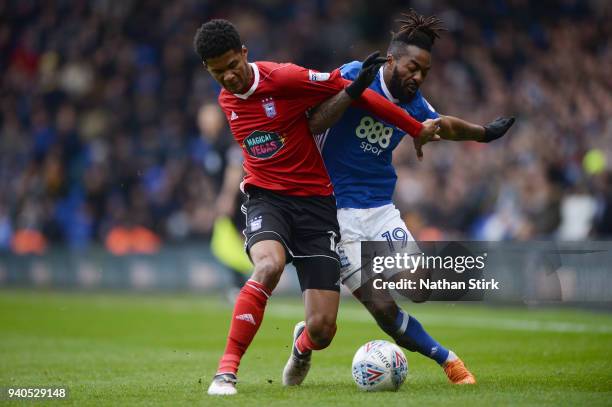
[193,19,242,63]
[389,9,446,53]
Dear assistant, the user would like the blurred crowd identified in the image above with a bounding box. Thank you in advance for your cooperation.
[1,0,611,253]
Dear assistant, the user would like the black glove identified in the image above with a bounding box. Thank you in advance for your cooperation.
[345,51,388,99]
[482,117,516,142]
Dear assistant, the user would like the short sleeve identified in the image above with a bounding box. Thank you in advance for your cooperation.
[339,61,362,81]
[413,91,440,121]
[272,63,345,108]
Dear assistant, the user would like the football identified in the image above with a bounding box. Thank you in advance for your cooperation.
[351,340,408,391]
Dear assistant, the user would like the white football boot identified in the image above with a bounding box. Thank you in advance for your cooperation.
[282,321,312,386]
[207,373,238,395]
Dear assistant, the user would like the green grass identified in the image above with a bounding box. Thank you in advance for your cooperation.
[1,290,611,406]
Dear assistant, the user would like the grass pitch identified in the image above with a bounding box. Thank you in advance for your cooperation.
[1,290,611,406]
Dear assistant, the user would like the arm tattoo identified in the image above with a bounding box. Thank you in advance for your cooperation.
[308,90,353,135]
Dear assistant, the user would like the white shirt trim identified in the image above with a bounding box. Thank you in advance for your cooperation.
[424,98,437,112]
[379,66,399,104]
[233,63,259,100]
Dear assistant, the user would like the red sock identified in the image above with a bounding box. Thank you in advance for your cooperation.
[217,280,272,375]
[295,325,336,354]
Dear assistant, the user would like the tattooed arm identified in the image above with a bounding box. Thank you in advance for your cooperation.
[308,90,353,135]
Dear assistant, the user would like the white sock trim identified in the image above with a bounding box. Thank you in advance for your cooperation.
[246,280,270,299]
[444,350,458,363]
[395,310,410,336]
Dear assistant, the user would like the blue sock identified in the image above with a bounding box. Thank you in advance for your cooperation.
[393,310,449,365]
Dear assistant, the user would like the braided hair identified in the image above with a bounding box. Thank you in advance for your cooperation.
[389,9,446,53]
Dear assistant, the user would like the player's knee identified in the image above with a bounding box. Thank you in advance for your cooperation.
[251,254,284,289]
[305,313,337,348]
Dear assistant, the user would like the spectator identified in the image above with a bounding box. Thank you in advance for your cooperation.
[0,0,610,253]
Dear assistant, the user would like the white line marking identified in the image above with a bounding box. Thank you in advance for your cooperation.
[266,304,612,334]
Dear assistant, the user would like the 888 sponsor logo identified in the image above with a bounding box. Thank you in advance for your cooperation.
[355,116,395,156]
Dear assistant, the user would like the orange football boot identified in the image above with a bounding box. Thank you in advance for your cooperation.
[443,358,476,384]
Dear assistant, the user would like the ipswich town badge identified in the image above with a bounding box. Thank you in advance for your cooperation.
[262,97,277,118]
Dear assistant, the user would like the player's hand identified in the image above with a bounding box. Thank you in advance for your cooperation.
[413,118,441,161]
[345,51,388,99]
[482,117,515,142]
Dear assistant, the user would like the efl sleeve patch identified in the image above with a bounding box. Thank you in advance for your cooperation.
[308,70,331,81]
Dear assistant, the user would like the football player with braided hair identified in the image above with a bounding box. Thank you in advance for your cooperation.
[303,9,515,385]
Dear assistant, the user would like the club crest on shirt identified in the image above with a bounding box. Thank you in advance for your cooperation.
[243,130,285,159]
[261,97,277,118]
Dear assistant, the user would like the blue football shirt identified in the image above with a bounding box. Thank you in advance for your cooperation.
[318,61,439,209]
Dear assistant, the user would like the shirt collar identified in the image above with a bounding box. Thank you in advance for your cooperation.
[379,65,399,104]
[233,63,259,100]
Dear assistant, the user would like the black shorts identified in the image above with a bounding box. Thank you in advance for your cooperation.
[242,186,341,292]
